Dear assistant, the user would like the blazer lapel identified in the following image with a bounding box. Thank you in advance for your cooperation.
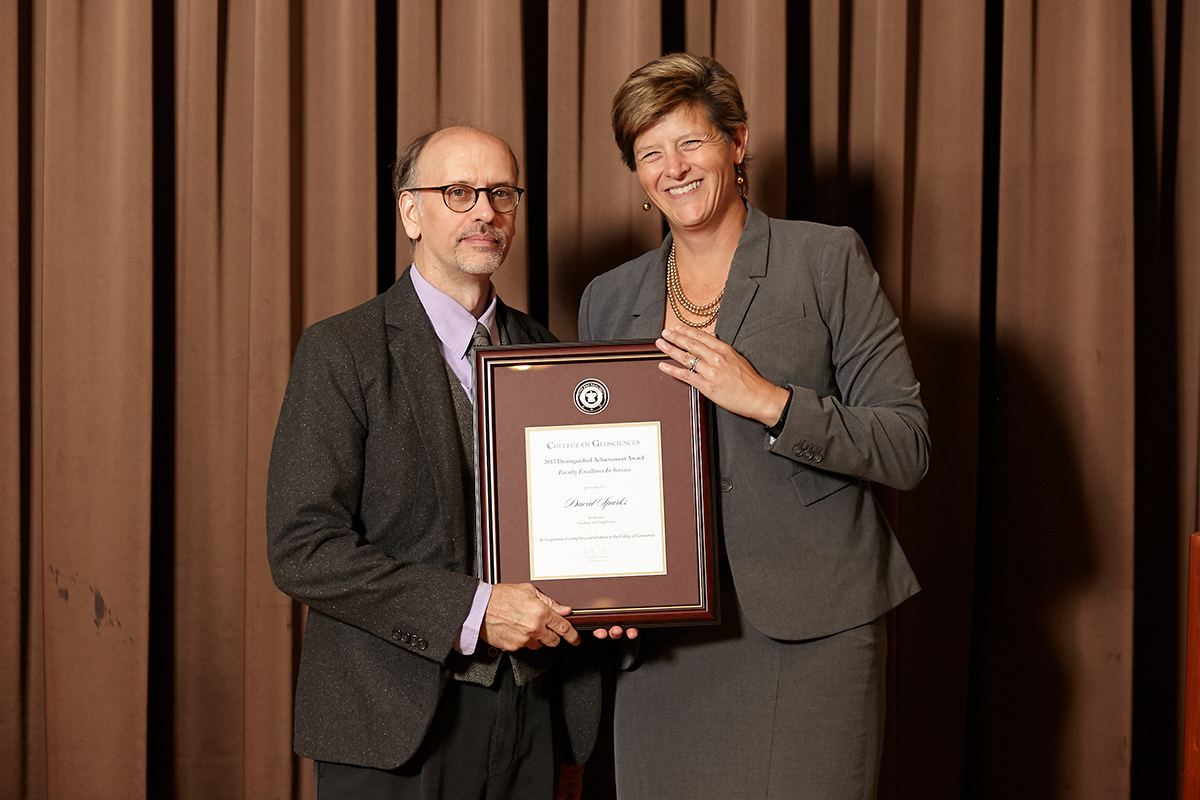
[626,237,673,340]
[495,300,532,345]
[627,205,770,346]
[715,203,770,345]
[384,268,470,559]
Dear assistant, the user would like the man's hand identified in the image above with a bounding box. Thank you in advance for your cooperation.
[480,583,581,651]
[592,626,639,640]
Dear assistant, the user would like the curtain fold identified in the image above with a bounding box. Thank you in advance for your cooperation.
[172,2,248,795]
[1,1,28,799]
[546,0,661,337]
[710,0,788,218]
[1180,0,1200,538]
[31,2,156,796]
[239,3,309,798]
[970,4,1137,797]
[875,3,985,797]
[3,2,1198,798]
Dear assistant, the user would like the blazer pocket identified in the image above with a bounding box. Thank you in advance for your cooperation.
[738,316,831,388]
[789,465,855,507]
[736,306,807,342]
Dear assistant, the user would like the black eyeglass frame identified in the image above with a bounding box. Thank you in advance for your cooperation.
[404,184,525,213]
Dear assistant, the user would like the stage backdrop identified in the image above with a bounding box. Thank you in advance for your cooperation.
[2,1,1198,798]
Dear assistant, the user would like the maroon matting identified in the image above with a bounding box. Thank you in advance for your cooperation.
[474,341,719,628]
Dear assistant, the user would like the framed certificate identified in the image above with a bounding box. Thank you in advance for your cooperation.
[474,340,719,628]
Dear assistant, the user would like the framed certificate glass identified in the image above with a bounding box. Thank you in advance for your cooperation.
[474,341,719,628]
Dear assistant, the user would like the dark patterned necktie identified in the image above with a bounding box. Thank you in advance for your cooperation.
[469,321,491,358]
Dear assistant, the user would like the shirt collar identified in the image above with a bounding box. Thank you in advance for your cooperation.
[409,263,499,358]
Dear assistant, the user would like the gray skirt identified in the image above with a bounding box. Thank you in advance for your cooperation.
[612,563,887,800]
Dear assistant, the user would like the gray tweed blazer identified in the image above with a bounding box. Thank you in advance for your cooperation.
[578,204,929,640]
[267,267,600,769]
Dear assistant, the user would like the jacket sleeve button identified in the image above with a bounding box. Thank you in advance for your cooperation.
[719,477,733,492]
[391,630,401,641]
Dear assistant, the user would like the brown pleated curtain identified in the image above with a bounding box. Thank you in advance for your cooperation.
[2,1,1197,798]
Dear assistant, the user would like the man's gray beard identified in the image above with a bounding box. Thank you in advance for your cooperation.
[455,247,505,275]
[454,226,508,274]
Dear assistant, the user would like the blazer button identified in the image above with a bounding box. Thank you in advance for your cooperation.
[813,453,824,463]
[401,632,411,644]
[419,639,428,650]
[391,630,401,641]
[719,477,733,493]
[487,646,500,658]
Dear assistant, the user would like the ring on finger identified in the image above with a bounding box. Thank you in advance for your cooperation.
[688,355,700,373]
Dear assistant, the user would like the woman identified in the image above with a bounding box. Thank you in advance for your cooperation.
[577,53,930,799]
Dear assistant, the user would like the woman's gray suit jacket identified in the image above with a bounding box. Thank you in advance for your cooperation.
[267,268,601,769]
[577,204,929,640]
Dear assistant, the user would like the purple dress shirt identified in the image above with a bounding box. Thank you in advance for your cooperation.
[410,264,495,655]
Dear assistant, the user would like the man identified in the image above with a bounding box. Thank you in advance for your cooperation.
[267,126,600,798]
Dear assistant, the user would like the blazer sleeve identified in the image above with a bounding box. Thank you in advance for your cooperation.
[576,281,595,340]
[266,323,479,666]
[767,227,930,491]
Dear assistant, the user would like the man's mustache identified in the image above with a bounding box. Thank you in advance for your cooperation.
[456,224,507,248]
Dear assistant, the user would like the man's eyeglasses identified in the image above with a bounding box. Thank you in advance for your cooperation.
[406,184,524,214]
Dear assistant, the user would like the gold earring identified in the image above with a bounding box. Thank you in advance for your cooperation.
[735,162,744,185]
[642,195,652,211]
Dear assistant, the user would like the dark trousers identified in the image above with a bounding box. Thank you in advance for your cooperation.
[315,659,557,800]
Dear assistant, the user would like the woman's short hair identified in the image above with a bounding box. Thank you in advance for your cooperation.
[611,52,748,190]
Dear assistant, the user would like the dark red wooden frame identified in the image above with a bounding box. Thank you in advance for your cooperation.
[1184,533,1200,799]
[474,340,719,629]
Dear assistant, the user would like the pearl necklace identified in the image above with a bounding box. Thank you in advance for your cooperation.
[666,242,722,329]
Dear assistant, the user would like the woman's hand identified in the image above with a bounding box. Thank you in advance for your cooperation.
[592,626,638,640]
[657,326,790,426]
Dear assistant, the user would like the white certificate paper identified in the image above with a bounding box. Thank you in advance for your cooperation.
[525,422,666,580]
